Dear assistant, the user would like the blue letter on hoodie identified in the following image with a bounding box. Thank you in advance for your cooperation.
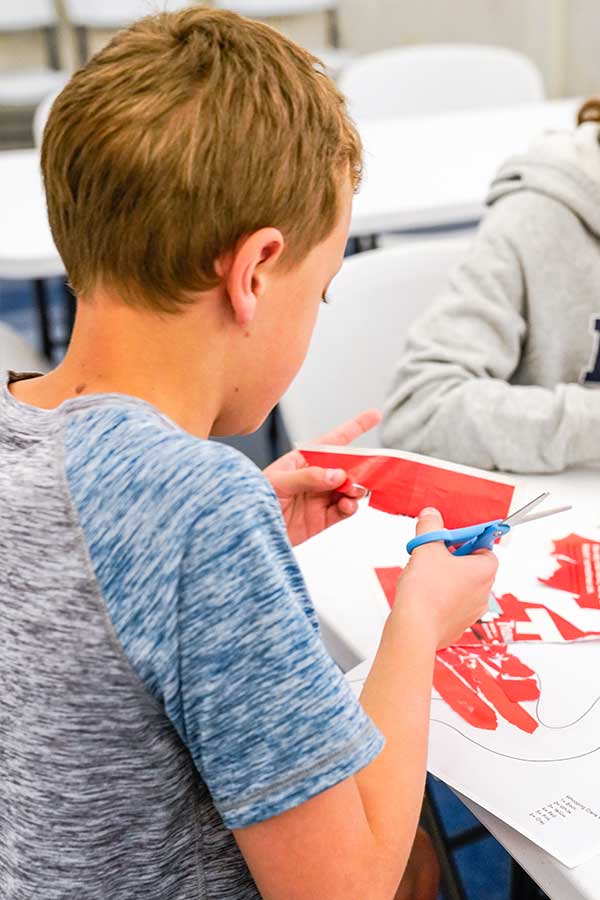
[583,318,600,385]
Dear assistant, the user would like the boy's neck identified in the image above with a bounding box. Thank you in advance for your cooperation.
[9,289,226,438]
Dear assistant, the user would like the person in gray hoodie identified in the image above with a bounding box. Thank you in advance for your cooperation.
[382,98,600,473]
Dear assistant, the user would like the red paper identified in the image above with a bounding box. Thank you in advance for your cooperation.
[435,647,539,734]
[539,533,600,609]
[375,566,540,733]
[454,593,600,645]
[301,449,514,529]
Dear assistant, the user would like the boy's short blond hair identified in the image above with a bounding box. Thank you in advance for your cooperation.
[42,7,361,311]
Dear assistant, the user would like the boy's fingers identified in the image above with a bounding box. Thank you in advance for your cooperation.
[415,507,444,536]
[337,496,358,517]
[277,466,347,495]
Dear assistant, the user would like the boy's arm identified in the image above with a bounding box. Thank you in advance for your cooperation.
[381,212,600,474]
[233,510,496,900]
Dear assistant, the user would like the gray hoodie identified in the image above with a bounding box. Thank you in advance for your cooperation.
[381,128,600,473]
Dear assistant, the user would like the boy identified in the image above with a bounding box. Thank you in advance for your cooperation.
[0,8,496,899]
[383,99,600,474]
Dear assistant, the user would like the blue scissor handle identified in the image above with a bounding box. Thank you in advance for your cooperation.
[406,519,510,556]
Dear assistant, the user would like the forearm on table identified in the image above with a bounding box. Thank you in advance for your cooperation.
[384,377,600,473]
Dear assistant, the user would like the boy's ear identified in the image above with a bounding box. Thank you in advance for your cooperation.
[219,228,285,328]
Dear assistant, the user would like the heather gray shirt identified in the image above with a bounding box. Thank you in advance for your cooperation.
[0,371,382,899]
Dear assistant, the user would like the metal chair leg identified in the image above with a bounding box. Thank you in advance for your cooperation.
[33,279,53,362]
[326,7,339,48]
[357,234,378,252]
[75,26,89,66]
[510,860,548,899]
[43,25,61,71]
[63,281,76,345]
[422,787,468,900]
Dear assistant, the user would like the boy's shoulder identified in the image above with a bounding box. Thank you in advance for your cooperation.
[62,396,272,520]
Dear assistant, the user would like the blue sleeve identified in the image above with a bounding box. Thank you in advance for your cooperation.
[63,403,384,829]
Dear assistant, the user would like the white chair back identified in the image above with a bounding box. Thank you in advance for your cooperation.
[339,44,545,121]
[64,0,194,28]
[279,235,470,446]
[213,2,336,16]
[0,323,49,372]
[0,1,57,31]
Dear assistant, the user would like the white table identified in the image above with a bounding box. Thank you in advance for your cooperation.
[327,466,600,900]
[0,148,67,359]
[459,466,600,900]
[350,98,580,237]
[0,101,580,269]
[0,148,63,280]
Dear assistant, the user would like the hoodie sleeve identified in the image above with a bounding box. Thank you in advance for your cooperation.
[381,203,600,474]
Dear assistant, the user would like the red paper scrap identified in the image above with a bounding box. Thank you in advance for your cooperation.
[434,653,498,731]
[301,450,514,530]
[454,593,600,646]
[375,567,540,733]
[435,645,539,734]
[374,566,402,608]
[539,533,600,609]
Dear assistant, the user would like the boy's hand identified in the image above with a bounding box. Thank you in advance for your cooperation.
[394,508,498,650]
[263,409,381,546]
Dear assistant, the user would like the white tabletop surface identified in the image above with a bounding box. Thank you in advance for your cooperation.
[351,97,580,237]
[469,466,600,899]
[0,148,64,280]
[0,99,580,278]
[331,464,600,900]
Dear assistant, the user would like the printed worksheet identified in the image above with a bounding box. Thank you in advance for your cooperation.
[347,643,600,868]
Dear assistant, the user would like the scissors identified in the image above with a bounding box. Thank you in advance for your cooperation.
[406,492,572,557]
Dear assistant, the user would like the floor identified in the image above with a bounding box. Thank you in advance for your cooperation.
[0,276,518,900]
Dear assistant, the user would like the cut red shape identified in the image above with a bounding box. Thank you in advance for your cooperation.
[375,566,403,608]
[301,449,514,529]
[434,654,498,731]
[540,533,600,609]
[452,592,600,646]
[375,565,541,734]
[469,657,538,734]
[436,645,539,734]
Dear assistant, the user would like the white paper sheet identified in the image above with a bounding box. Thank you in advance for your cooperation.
[347,643,600,868]
[297,496,600,867]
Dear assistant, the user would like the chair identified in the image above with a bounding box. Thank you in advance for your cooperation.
[0,322,49,372]
[279,235,470,447]
[338,44,545,122]
[0,1,69,110]
[63,0,196,64]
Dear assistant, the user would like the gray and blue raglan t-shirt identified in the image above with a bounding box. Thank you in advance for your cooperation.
[0,371,383,900]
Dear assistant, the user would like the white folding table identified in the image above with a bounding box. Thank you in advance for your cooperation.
[318,464,600,900]
[351,98,581,237]
[0,101,582,265]
[0,148,63,280]
[0,148,67,359]
[455,466,600,900]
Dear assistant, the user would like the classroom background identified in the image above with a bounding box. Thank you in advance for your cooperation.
[1,3,596,899]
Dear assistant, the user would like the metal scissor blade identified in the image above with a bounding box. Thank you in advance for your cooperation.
[503,492,549,527]
[509,504,572,527]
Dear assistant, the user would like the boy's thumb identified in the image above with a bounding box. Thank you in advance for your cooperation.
[415,507,444,536]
